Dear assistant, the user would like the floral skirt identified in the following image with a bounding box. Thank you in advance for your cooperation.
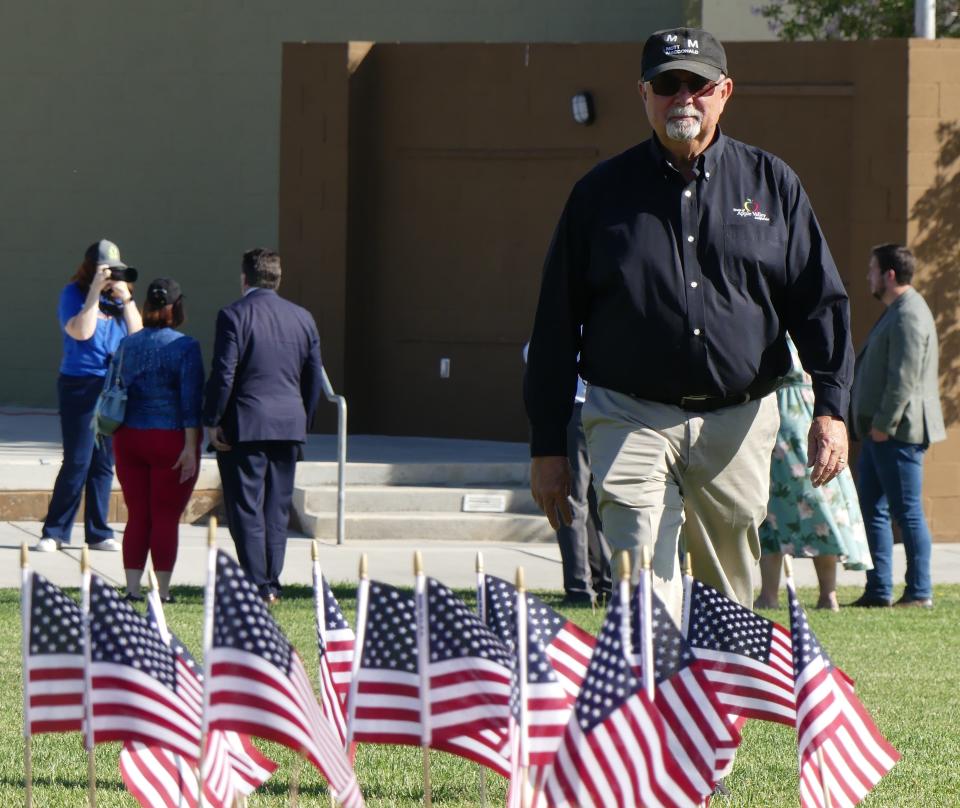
[758,385,872,570]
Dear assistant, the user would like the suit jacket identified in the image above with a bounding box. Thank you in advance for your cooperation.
[850,287,944,445]
[202,288,323,444]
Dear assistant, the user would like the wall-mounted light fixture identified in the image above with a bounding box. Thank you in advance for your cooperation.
[571,91,595,126]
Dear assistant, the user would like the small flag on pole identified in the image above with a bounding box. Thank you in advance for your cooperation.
[205,551,365,808]
[786,577,899,808]
[314,564,355,746]
[683,577,796,726]
[23,572,85,735]
[86,575,203,762]
[543,586,708,808]
[632,584,741,791]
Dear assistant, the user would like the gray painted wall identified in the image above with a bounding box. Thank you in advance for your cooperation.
[2,1,704,407]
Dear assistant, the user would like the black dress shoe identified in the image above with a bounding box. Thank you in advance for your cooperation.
[713,778,731,797]
[894,595,933,609]
[122,592,145,603]
[848,593,893,608]
[263,592,280,606]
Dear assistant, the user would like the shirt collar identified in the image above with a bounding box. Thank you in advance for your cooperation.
[646,127,727,180]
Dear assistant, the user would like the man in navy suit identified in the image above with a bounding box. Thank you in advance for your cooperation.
[203,248,323,603]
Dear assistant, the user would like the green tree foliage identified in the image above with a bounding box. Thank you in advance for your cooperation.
[753,0,960,40]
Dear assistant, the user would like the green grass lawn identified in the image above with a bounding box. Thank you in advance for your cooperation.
[2,583,959,807]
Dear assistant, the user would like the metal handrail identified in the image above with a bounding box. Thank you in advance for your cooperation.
[320,367,347,545]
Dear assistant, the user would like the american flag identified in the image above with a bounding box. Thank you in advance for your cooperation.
[87,575,202,762]
[314,572,355,745]
[632,586,741,793]
[543,588,709,808]
[484,576,594,700]
[206,551,364,808]
[484,576,576,803]
[349,580,421,746]
[787,580,899,808]
[23,571,85,735]
[684,578,796,726]
[119,593,277,808]
[349,578,514,769]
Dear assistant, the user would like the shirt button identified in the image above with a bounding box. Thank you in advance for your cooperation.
[690,281,698,288]
[687,235,695,243]
[693,328,701,336]
[684,190,692,198]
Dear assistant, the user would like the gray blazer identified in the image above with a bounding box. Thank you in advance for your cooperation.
[851,287,945,445]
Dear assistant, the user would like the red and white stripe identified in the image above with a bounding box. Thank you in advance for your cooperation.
[693,623,796,726]
[546,623,594,702]
[544,690,709,808]
[795,657,899,808]
[208,648,364,808]
[27,654,85,735]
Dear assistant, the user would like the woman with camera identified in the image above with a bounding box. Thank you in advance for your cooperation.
[35,240,143,553]
[111,277,203,602]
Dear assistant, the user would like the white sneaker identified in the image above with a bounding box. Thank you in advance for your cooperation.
[33,538,61,553]
[88,538,121,552]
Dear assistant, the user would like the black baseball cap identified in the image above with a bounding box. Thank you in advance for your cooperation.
[85,239,128,269]
[641,28,728,82]
[146,277,183,306]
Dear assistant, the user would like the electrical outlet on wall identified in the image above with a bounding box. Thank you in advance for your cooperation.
[439,358,451,378]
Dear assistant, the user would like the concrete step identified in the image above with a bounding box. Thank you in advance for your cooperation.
[293,461,530,487]
[298,511,554,543]
[295,485,538,514]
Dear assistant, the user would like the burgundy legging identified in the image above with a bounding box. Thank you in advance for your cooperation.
[113,427,200,571]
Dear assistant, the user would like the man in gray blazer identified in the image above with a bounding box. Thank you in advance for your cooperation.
[850,244,944,609]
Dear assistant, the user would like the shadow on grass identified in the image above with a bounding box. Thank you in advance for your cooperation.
[2,774,126,792]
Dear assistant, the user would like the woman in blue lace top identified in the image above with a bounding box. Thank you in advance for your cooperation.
[110,277,204,602]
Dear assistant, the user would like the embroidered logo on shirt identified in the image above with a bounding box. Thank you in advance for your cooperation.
[733,198,770,222]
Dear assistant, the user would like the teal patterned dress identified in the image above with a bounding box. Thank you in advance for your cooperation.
[759,339,872,570]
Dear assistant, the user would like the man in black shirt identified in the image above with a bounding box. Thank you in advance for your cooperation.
[524,28,853,619]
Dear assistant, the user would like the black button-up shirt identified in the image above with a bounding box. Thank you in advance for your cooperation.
[525,131,853,456]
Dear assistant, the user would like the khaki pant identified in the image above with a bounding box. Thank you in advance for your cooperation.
[582,386,780,623]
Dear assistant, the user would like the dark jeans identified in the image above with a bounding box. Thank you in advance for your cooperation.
[42,374,115,544]
[558,403,611,599]
[858,437,932,601]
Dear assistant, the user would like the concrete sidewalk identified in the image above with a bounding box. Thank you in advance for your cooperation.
[6,519,960,594]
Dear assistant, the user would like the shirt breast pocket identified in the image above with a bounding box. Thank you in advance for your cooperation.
[723,224,787,287]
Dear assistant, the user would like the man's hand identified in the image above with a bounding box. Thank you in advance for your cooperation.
[530,456,573,530]
[207,426,232,453]
[869,427,890,443]
[807,415,849,488]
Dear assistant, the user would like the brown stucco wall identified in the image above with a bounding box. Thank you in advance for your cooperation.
[906,39,960,539]
[279,40,960,539]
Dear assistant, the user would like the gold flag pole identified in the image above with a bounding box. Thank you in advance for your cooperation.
[81,546,97,807]
[198,516,218,804]
[288,748,305,807]
[816,746,833,807]
[475,552,488,808]
[414,551,432,808]
[21,543,33,808]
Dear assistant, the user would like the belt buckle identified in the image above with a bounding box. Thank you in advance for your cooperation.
[679,395,710,409]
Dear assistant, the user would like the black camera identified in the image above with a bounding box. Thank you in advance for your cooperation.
[109,266,138,283]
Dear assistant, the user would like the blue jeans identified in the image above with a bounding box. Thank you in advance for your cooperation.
[858,437,932,601]
[42,374,115,545]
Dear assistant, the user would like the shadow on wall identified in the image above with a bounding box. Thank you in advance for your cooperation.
[911,121,960,426]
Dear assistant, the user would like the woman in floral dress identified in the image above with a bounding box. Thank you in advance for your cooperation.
[755,337,872,611]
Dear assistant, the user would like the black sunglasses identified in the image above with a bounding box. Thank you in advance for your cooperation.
[649,73,717,97]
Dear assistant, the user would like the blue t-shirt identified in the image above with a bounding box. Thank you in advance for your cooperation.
[58,283,127,377]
